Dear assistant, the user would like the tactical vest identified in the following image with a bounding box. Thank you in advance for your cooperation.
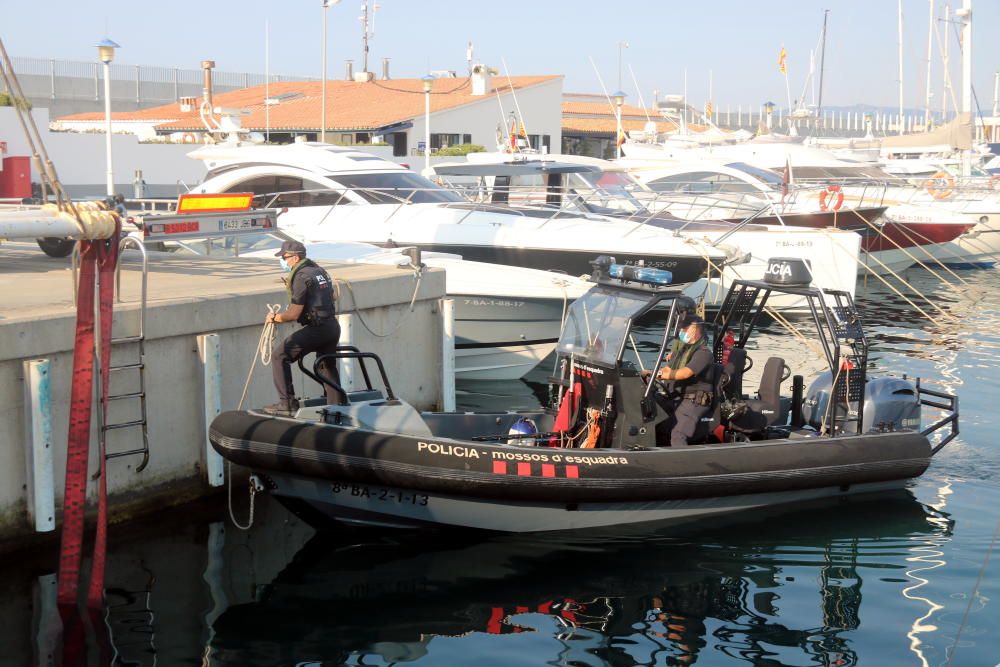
[288,259,336,326]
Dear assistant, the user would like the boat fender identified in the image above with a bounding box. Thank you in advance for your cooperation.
[924,171,954,200]
[818,185,844,211]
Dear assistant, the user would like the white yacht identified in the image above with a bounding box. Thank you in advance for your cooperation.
[187,143,730,284]
[426,153,863,310]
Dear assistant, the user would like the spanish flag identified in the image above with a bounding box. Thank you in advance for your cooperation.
[778,46,787,75]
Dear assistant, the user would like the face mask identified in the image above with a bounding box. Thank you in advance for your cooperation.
[679,330,691,344]
[279,258,291,273]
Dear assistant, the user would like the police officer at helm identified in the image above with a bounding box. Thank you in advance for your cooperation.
[643,315,714,447]
[264,240,343,415]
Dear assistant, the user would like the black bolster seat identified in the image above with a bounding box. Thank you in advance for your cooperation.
[721,347,748,400]
[729,356,790,433]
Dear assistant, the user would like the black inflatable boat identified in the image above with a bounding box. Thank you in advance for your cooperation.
[210,257,959,532]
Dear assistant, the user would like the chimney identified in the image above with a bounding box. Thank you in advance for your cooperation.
[201,60,215,110]
[382,57,391,80]
[470,63,492,96]
[345,60,354,81]
[179,96,197,112]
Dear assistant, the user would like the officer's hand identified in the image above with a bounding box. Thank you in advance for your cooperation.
[266,312,276,324]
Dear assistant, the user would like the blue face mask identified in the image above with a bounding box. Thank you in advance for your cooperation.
[279,258,291,273]
[678,330,691,344]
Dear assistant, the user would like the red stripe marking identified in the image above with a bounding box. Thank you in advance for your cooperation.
[493,461,507,475]
[487,607,503,634]
[517,462,531,476]
[565,465,579,479]
[541,464,555,478]
[538,601,553,613]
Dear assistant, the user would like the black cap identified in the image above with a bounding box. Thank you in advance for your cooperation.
[681,314,704,326]
[274,240,306,257]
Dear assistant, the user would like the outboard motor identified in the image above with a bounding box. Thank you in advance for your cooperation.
[803,373,921,433]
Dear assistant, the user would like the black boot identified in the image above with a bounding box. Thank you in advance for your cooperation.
[261,398,300,416]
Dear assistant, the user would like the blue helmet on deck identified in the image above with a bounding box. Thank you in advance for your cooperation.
[507,417,538,446]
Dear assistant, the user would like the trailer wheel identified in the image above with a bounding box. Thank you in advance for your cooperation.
[37,238,77,258]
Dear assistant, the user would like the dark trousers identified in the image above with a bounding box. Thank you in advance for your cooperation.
[272,319,343,404]
[656,396,711,447]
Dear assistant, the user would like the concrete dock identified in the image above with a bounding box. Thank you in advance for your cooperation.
[0,241,447,543]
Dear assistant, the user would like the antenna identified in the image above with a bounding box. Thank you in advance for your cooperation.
[467,41,474,75]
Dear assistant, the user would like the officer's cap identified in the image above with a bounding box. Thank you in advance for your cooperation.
[274,240,307,257]
[680,314,704,327]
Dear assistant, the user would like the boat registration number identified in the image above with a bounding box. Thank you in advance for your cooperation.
[330,482,429,506]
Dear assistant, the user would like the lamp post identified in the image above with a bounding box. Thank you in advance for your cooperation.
[613,90,626,160]
[96,38,119,197]
[422,75,434,171]
[764,101,775,132]
[321,0,342,144]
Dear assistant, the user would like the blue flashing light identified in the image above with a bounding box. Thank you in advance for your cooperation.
[608,263,674,286]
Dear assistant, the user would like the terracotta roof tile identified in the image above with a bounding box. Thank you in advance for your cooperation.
[561,116,678,136]
[58,76,560,133]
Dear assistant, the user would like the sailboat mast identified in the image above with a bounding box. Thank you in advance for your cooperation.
[897,0,905,135]
[817,10,829,128]
[942,4,950,118]
[925,0,934,129]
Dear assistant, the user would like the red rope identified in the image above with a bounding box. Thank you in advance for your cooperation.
[57,228,119,613]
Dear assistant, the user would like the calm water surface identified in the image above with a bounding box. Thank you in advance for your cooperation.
[3,268,999,666]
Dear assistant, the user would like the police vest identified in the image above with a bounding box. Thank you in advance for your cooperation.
[289,259,336,326]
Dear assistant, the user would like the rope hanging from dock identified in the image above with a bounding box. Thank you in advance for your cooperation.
[57,224,120,612]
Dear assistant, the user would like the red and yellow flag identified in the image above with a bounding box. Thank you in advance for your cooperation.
[778,47,787,75]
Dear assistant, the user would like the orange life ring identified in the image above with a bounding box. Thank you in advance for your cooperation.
[818,184,844,211]
[924,171,955,199]
[181,132,197,144]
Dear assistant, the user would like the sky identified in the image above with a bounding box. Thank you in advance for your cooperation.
[4,0,999,113]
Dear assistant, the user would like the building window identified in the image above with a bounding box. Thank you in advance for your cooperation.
[431,133,461,150]
[462,133,472,145]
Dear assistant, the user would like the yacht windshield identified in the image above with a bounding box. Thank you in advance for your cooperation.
[724,162,786,188]
[558,287,651,365]
[566,172,648,215]
[325,172,464,204]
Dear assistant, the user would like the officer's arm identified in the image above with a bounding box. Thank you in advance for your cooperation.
[658,366,694,381]
[275,304,304,323]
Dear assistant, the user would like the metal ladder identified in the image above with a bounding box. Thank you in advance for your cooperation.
[97,236,150,472]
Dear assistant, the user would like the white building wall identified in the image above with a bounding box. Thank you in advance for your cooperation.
[406,77,563,156]
[1,108,206,197]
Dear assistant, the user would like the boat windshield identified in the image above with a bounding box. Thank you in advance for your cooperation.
[324,172,465,204]
[566,171,649,215]
[557,286,652,365]
[724,162,786,188]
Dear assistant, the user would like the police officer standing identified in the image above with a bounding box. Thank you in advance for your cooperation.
[264,240,343,415]
[643,315,715,447]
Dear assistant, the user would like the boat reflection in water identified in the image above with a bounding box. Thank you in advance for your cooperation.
[203,490,952,666]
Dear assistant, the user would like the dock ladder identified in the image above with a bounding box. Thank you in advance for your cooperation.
[98,235,150,472]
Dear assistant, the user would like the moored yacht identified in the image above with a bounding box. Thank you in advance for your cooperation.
[426,153,862,311]
[187,143,731,283]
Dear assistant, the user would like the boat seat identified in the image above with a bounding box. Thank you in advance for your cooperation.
[729,356,790,433]
[721,347,748,400]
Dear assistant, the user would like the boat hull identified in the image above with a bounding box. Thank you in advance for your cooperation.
[210,410,932,532]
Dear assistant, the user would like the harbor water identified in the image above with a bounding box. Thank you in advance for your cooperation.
[2,267,999,666]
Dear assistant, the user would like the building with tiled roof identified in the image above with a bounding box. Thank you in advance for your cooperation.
[560,97,679,158]
[53,69,564,159]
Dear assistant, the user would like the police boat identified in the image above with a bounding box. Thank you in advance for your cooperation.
[209,257,959,532]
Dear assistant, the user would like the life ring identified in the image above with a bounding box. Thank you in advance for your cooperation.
[924,171,955,199]
[818,184,844,211]
[181,132,197,144]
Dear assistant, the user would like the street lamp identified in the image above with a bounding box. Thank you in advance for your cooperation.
[612,90,626,160]
[96,38,119,197]
[321,0,342,144]
[764,101,775,132]
[422,75,434,170]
